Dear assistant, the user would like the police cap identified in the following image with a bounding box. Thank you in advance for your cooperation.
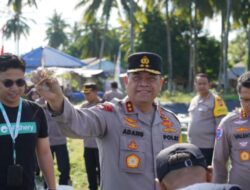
[127,52,163,75]
[82,83,97,94]
[156,143,207,182]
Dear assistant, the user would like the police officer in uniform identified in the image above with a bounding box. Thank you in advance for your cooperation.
[212,71,250,190]
[81,83,101,190]
[103,81,124,101]
[188,73,228,165]
[32,52,182,190]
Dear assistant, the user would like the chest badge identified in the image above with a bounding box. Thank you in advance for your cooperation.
[161,118,175,133]
[126,154,140,168]
[124,117,139,128]
[235,127,250,133]
[240,151,250,161]
[239,141,248,147]
[128,140,138,150]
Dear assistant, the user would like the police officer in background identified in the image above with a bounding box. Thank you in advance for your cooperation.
[31,52,182,190]
[212,71,250,190]
[188,73,228,165]
[103,81,124,101]
[81,83,101,190]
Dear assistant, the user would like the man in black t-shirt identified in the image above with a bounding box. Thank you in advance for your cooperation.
[0,53,56,190]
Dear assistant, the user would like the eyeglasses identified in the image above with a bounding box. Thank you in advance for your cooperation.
[1,79,26,88]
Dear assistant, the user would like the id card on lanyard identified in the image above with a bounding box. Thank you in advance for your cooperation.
[0,98,22,164]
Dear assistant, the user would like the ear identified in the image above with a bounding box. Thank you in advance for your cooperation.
[206,166,213,182]
[155,178,167,190]
[160,78,164,87]
[123,75,129,86]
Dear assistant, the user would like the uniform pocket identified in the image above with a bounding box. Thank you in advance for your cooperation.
[119,136,145,173]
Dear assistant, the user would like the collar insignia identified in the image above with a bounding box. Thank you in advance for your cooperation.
[126,102,134,113]
[240,109,249,119]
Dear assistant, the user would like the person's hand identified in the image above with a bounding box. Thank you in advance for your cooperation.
[31,68,64,112]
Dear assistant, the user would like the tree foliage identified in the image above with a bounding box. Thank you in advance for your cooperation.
[45,10,69,49]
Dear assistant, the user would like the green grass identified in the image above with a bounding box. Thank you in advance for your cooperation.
[67,139,88,190]
[160,91,194,103]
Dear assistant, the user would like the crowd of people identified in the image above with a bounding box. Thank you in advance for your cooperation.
[0,51,249,190]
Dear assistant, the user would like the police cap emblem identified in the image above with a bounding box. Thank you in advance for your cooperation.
[127,52,163,74]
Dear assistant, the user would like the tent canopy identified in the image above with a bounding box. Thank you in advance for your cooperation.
[22,46,87,73]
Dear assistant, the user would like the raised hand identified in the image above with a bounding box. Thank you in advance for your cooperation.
[31,67,64,112]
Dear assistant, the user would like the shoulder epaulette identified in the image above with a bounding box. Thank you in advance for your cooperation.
[159,106,181,125]
[213,94,228,117]
[97,103,113,112]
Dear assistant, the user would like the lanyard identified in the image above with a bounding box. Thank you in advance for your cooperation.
[0,98,23,164]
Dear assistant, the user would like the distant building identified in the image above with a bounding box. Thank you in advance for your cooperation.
[82,57,124,77]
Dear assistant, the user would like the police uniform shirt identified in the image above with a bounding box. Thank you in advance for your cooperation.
[213,110,250,190]
[53,97,181,190]
[44,108,67,146]
[103,89,124,101]
[188,92,227,148]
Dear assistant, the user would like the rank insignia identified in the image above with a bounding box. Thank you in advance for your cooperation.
[126,154,140,168]
[240,109,248,119]
[128,140,138,150]
[97,103,113,112]
[240,151,250,161]
[125,102,134,113]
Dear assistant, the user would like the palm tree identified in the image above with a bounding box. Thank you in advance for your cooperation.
[3,13,31,55]
[2,0,37,54]
[45,10,69,49]
[75,0,138,62]
[7,0,37,14]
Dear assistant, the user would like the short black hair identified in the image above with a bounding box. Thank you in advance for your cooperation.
[111,81,118,89]
[237,71,250,93]
[0,53,26,72]
[195,73,209,82]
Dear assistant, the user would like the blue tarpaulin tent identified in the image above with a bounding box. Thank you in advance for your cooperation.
[21,46,86,73]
